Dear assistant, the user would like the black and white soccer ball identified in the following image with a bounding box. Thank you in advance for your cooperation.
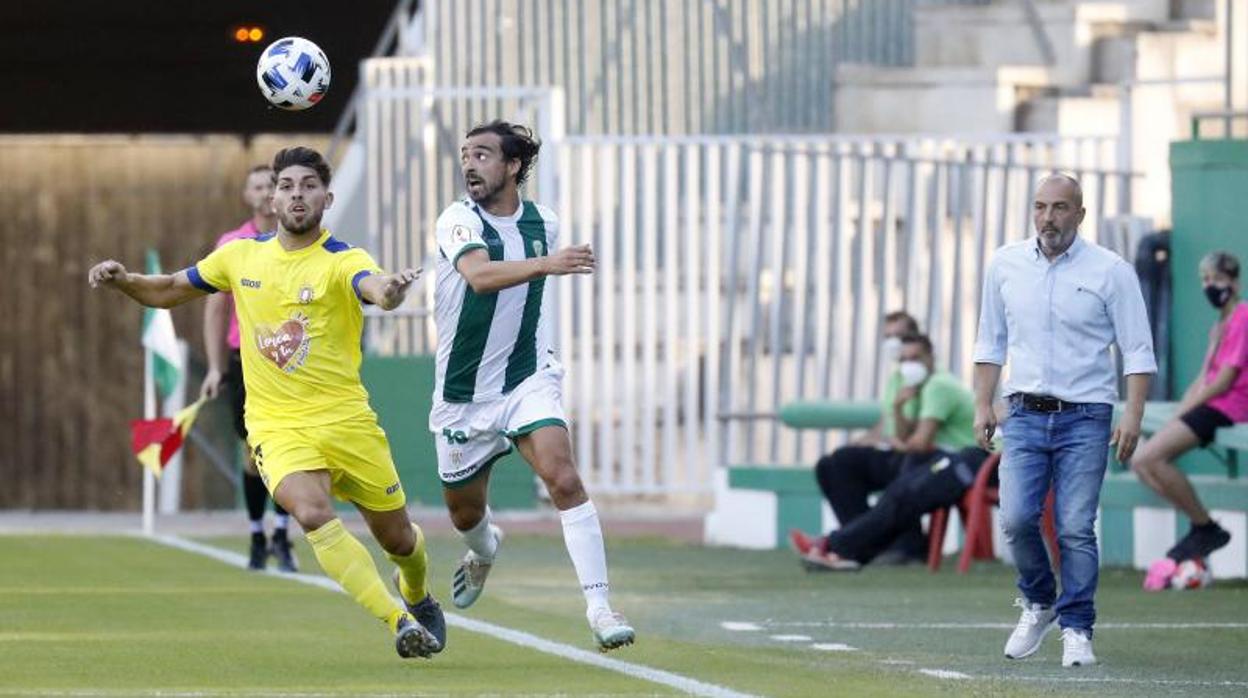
[255,37,331,111]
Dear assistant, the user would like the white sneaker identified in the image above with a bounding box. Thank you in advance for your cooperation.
[1061,628,1097,667]
[1003,598,1058,659]
[451,525,503,609]
[589,608,635,652]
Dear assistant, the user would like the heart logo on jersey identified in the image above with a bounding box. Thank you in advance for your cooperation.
[255,314,311,371]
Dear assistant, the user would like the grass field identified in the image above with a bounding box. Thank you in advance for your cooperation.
[2,530,1246,697]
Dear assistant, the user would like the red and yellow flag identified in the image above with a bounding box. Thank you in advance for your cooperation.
[129,398,206,477]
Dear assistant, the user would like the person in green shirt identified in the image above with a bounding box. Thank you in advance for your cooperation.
[790,333,990,570]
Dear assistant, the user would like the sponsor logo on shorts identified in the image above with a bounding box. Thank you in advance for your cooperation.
[582,582,609,592]
[443,462,481,481]
[385,482,402,495]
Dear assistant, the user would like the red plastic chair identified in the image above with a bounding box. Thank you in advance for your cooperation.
[927,452,1059,573]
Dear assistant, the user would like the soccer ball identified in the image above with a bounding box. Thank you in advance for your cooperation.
[255,37,331,111]
[1169,557,1214,590]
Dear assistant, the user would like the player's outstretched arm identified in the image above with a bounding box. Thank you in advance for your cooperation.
[456,244,595,294]
[358,268,422,311]
[86,260,206,309]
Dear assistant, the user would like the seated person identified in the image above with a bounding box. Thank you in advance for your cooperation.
[1131,251,1243,589]
[791,332,983,569]
[797,311,924,561]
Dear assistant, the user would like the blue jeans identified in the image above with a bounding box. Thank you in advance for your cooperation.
[999,399,1111,633]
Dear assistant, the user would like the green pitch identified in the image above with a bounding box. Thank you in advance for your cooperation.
[1,532,1245,697]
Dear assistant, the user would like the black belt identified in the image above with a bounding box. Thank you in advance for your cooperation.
[1013,393,1077,413]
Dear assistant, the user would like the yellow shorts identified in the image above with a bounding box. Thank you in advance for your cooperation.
[249,416,406,512]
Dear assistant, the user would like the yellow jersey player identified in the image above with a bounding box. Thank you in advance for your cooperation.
[88,147,445,660]
[431,121,634,651]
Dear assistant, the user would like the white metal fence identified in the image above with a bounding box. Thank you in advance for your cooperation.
[358,82,1139,494]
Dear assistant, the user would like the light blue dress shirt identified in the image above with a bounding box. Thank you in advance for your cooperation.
[973,236,1157,405]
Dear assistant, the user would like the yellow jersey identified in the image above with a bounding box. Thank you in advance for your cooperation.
[189,228,382,433]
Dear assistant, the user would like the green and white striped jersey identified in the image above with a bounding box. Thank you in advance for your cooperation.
[433,197,559,403]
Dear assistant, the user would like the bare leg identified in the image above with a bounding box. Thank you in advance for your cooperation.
[1129,420,1210,524]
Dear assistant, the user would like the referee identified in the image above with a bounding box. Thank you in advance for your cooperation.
[972,174,1155,667]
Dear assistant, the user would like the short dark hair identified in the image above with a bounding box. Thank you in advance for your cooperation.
[271,146,331,187]
[1200,250,1240,280]
[884,310,920,334]
[900,332,933,356]
[248,164,273,176]
[465,120,542,187]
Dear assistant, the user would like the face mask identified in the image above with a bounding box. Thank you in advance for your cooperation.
[882,336,902,362]
[898,360,929,387]
[1204,284,1234,309]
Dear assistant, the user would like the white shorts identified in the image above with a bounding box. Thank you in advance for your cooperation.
[429,366,567,488]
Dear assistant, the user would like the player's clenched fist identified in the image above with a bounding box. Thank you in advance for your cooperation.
[88,260,128,288]
[543,244,595,275]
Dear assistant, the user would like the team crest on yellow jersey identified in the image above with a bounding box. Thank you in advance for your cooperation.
[298,284,315,304]
[255,312,312,373]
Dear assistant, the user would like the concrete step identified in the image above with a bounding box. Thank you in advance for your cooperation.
[834,64,1058,134]
[1018,92,1122,134]
[913,1,1174,85]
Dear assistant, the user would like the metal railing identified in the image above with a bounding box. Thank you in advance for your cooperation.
[357,82,1134,493]
[1191,110,1248,139]
[326,0,418,163]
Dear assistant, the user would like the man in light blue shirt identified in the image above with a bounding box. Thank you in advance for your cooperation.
[973,174,1155,668]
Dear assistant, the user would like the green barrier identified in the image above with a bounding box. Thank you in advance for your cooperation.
[1170,139,1248,476]
[778,401,881,430]
[360,355,536,510]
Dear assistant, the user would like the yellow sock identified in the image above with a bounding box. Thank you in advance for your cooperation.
[305,518,405,632]
[387,523,429,604]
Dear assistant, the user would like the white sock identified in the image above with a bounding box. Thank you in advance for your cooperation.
[274,514,290,531]
[559,500,611,617]
[459,507,499,559]
[249,519,264,535]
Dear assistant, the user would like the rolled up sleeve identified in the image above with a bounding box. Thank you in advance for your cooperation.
[972,259,1007,365]
[1108,261,1158,375]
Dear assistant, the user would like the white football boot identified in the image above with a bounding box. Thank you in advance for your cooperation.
[589,608,636,652]
[451,525,503,609]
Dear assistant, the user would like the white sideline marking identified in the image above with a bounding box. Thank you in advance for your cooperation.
[720,621,762,632]
[919,669,971,680]
[810,643,857,652]
[765,621,1248,630]
[144,534,757,698]
[0,693,443,697]
[768,634,811,642]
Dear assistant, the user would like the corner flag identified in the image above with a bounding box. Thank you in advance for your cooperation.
[141,249,182,398]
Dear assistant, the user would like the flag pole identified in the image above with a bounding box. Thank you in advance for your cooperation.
[142,347,156,537]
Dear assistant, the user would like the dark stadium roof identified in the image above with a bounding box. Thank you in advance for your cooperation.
[0,1,400,133]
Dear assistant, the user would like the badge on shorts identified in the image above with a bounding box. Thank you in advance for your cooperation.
[450,449,464,467]
[298,284,314,304]
[452,225,471,243]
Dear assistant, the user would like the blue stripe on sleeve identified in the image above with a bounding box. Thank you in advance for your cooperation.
[352,270,374,304]
[185,266,219,294]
